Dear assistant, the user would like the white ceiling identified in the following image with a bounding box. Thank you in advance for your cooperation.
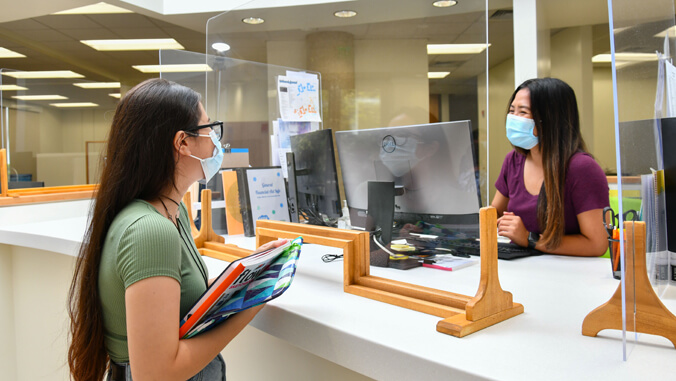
[0,0,631,101]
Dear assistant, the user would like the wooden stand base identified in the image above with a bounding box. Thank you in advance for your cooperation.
[256,207,522,338]
[582,221,676,347]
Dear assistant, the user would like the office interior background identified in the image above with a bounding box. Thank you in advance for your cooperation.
[1,0,660,204]
[2,1,676,380]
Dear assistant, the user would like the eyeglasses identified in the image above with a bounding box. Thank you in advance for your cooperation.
[185,120,223,141]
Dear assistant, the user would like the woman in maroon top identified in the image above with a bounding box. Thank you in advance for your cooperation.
[491,78,609,256]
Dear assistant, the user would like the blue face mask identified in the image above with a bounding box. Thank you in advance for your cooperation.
[505,114,538,150]
[190,130,224,184]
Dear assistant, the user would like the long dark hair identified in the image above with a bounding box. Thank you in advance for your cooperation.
[68,78,202,381]
[507,78,587,250]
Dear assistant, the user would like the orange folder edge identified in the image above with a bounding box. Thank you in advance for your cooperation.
[179,262,246,338]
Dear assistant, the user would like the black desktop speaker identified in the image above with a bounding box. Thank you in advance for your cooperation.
[365,181,395,244]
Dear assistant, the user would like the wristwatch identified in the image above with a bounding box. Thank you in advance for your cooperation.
[527,232,540,249]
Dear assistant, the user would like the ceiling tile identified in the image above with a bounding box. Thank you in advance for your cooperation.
[112,28,170,39]
[14,29,73,42]
[34,15,103,30]
[59,28,120,40]
[0,19,49,30]
[87,14,157,29]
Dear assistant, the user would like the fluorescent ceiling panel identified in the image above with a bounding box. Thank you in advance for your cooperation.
[74,82,121,89]
[0,85,28,91]
[132,64,213,73]
[428,72,450,79]
[81,39,184,51]
[50,102,99,108]
[13,95,68,100]
[427,44,490,54]
[0,47,26,58]
[655,26,676,38]
[2,70,84,79]
[121,0,350,15]
[592,53,657,63]
[54,2,133,14]
[109,93,121,98]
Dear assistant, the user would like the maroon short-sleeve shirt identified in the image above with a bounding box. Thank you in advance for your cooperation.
[495,150,609,235]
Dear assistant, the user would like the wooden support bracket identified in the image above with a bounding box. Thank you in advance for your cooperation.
[0,148,8,198]
[582,221,676,347]
[256,207,523,338]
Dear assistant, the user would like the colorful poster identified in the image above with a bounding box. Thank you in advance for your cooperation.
[277,74,322,122]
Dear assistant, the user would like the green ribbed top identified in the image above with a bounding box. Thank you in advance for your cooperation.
[98,200,208,363]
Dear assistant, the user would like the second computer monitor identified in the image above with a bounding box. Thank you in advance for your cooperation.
[289,128,342,224]
[335,121,481,235]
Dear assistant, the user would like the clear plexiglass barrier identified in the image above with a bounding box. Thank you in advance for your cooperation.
[0,68,119,190]
[204,0,492,244]
[607,0,676,359]
[199,0,495,333]
[159,48,323,235]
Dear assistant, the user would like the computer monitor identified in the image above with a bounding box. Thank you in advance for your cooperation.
[335,121,481,239]
[287,128,342,225]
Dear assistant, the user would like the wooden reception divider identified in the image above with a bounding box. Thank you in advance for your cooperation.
[0,149,97,206]
[183,189,256,264]
[255,206,524,337]
[582,221,676,347]
[189,195,523,336]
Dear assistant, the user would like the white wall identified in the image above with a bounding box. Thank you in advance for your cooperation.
[0,245,74,381]
[479,57,515,203]
[354,39,429,129]
[592,67,616,172]
[551,26,594,150]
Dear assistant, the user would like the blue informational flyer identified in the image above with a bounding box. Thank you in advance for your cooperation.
[245,167,290,230]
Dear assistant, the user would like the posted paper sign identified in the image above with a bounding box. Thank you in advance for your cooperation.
[246,168,289,229]
[666,60,676,117]
[277,74,322,122]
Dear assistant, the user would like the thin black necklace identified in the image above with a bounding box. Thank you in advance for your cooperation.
[158,197,179,230]
[176,211,209,286]
[157,197,208,287]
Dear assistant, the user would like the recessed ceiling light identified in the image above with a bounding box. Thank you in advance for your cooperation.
[334,10,357,18]
[12,95,68,101]
[432,1,458,7]
[2,70,84,79]
[109,93,121,99]
[428,72,450,79]
[74,82,121,89]
[427,43,490,54]
[242,17,265,25]
[0,47,25,58]
[592,53,657,63]
[81,39,184,51]
[212,42,231,52]
[0,85,27,91]
[53,2,132,14]
[591,53,657,68]
[50,102,99,108]
[132,64,214,73]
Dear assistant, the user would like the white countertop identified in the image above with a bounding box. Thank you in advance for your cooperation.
[2,200,676,380]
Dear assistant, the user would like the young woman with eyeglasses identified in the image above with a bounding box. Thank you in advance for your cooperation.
[68,78,286,380]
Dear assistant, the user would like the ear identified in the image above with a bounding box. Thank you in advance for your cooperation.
[532,125,539,137]
[174,130,192,157]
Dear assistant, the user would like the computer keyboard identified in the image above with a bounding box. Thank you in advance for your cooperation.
[395,235,542,260]
[443,240,542,260]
